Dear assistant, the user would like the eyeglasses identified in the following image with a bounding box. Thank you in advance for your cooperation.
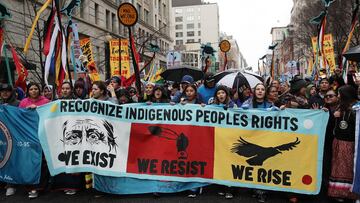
[325,94,336,99]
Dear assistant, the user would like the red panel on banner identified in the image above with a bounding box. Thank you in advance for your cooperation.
[127,123,214,178]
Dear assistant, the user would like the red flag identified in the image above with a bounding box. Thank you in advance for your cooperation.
[43,8,56,56]
[10,46,28,91]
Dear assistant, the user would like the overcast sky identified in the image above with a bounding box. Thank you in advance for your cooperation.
[206,0,293,69]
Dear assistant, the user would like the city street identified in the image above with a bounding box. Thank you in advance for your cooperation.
[1,186,330,203]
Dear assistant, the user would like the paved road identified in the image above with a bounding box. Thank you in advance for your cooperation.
[1,186,331,203]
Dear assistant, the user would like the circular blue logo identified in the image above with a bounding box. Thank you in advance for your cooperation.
[0,120,12,168]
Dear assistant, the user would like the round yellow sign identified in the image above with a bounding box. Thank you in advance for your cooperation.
[118,3,138,27]
[219,40,231,52]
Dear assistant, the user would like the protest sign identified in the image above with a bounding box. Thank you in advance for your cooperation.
[37,100,328,194]
[0,105,42,184]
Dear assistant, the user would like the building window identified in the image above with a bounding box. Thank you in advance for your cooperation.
[175,17,183,22]
[137,3,142,21]
[175,8,182,14]
[80,0,86,18]
[198,23,201,28]
[158,20,161,29]
[198,16,201,20]
[198,39,201,43]
[187,8,194,12]
[198,31,201,36]
[186,16,194,21]
[187,39,195,43]
[94,3,99,24]
[155,15,157,27]
[111,13,116,32]
[175,24,183,30]
[176,40,183,45]
[176,32,183,37]
[158,0,161,13]
[106,10,110,29]
[144,9,149,23]
[163,4,166,17]
[186,23,194,29]
[187,31,194,37]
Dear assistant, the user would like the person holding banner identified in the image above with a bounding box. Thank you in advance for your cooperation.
[19,82,50,109]
[241,83,272,109]
[318,89,338,198]
[212,85,236,109]
[181,84,203,105]
[0,83,20,107]
[149,85,170,104]
[52,82,85,195]
[171,75,195,103]
[142,82,155,102]
[0,83,20,196]
[309,78,330,109]
[18,82,50,199]
[212,85,236,199]
[116,89,133,105]
[241,83,272,203]
[280,77,309,109]
[266,85,280,107]
[328,85,359,201]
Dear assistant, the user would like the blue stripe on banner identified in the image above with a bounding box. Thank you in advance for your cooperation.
[93,175,208,195]
[352,109,360,195]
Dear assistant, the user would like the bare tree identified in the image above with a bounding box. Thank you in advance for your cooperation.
[292,0,358,61]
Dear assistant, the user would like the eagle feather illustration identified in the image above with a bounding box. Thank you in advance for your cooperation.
[231,137,300,166]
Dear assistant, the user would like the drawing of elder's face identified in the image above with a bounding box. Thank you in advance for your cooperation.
[62,119,117,152]
[84,124,107,146]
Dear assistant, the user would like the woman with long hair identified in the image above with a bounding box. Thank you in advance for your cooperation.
[18,82,50,199]
[212,85,236,108]
[19,82,50,109]
[328,85,359,201]
[182,84,202,104]
[242,83,272,109]
[150,85,170,103]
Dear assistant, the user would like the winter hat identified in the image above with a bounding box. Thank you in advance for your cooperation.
[214,85,230,97]
[181,75,194,84]
[204,72,215,82]
[305,84,315,99]
[290,77,307,94]
[0,83,13,91]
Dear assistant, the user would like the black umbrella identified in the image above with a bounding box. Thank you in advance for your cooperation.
[343,45,360,62]
[161,65,204,82]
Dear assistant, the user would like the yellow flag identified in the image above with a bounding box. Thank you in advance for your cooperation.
[24,0,52,53]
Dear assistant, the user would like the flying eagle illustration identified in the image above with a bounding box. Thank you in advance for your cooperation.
[148,126,189,159]
[231,137,300,166]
